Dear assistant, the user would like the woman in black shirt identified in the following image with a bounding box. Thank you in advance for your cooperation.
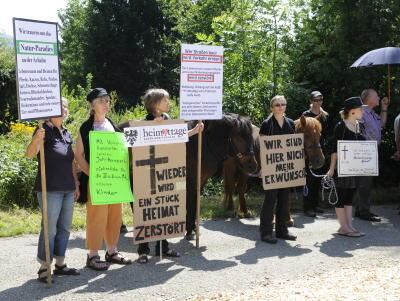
[259,95,297,244]
[326,97,365,237]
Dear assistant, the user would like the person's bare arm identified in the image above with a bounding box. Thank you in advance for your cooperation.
[380,97,389,127]
[26,128,45,158]
[326,153,337,177]
[75,134,89,175]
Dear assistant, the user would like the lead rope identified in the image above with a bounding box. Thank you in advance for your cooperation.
[308,168,338,206]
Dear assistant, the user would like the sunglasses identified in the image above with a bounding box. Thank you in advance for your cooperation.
[273,103,287,107]
[312,98,323,102]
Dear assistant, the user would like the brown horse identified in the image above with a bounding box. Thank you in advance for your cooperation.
[222,115,325,218]
[185,113,258,239]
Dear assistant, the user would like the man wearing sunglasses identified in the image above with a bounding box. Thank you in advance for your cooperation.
[302,91,329,218]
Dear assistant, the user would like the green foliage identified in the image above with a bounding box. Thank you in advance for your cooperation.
[0,34,17,133]
[0,126,37,209]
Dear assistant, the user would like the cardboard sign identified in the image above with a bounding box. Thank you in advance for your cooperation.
[260,134,306,190]
[179,44,223,120]
[337,140,379,177]
[130,120,186,244]
[123,122,188,147]
[13,18,62,121]
[89,131,134,205]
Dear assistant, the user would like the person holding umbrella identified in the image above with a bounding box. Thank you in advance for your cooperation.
[354,89,389,222]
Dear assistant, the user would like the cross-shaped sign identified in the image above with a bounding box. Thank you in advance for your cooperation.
[135,145,169,194]
[341,145,348,160]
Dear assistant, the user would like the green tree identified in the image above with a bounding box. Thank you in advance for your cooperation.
[0,34,16,133]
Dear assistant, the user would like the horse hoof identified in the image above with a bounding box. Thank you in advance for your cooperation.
[287,220,295,227]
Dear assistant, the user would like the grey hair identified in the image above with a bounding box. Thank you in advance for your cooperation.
[360,89,375,103]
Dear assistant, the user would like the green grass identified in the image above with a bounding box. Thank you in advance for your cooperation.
[1,187,399,237]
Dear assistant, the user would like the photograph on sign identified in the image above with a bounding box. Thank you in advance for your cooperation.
[123,122,188,147]
[131,139,186,244]
[89,131,134,205]
[260,133,306,190]
[337,140,379,177]
[13,18,62,121]
[179,43,223,120]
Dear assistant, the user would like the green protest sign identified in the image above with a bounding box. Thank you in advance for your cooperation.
[89,131,134,205]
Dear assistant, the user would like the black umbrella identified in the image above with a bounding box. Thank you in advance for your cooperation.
[350,46,400,102]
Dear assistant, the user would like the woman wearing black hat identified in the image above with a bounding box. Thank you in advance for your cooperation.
[75,88,132,270]
[326,97,366,237]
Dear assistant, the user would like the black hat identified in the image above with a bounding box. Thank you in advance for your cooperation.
[86,88,109,103]
[343,96,363,111]
[310,91,323,99]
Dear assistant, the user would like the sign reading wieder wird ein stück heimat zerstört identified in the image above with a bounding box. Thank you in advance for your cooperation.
[13,18,62,121]
[127,120,187,244]
[260,133,306,190]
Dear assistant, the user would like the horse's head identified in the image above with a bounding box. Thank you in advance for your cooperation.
[295,115,325,169]
[205,114,258,174]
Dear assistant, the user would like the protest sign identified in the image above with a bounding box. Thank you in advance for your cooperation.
[337,140,378,177]
[260,134,306,190]
[129,120,186,244]
[123,122,188,147]
[89,131,134,205]
[13,18,62,121]
[179,44,223,120]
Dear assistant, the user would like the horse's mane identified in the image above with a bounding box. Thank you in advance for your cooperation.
[295,116,322,133]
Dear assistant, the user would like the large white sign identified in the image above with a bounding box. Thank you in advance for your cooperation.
[337,140,379,177]
[179,44,223,120]
[123,120,188,147]
[13,18,62,121]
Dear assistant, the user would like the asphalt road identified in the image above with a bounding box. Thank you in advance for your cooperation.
[1,205,399,301]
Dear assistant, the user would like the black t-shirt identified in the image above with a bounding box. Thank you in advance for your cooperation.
[329,120,366,154]
[259,115,295,136]
[34,122,75,192]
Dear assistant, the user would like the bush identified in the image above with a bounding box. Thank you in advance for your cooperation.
[0,123,38,209]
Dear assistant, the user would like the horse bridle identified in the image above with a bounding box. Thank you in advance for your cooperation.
[228,136,255,159]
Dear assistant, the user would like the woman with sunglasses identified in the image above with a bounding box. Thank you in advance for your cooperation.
[259,95,297,244]
[302,91,329,217]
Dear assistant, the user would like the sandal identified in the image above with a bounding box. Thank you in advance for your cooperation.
[338,231,362,238]
[86,255,109,271]
[137,254,149,264]
[105,252,132,265]
[54,264,80,276]
[156,249,181,257]
[37,268,54,283]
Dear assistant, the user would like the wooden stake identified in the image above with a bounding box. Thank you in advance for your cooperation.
[38,120,52,287]
[388,64,391,104]
[195,120,203,249]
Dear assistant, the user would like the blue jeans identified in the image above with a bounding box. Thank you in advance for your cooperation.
[37,191,74,264]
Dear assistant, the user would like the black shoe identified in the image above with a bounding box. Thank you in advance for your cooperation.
[261,234,277,244]
[369,212,379,217]
[315,207,324,213]
[358,214,381,222]
[120,224,128,233]
[354,211,360,218]
[276,232,297,241]
[304,210,316,218]
[185,231,195,241]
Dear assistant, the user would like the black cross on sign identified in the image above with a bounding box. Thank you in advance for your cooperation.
[341,145,348,160]
[135,145,169,194]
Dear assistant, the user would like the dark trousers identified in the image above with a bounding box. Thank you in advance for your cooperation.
[303,165,326,212]
[355,176,373,215]
[138,240,169,255]
[260,188,290,236]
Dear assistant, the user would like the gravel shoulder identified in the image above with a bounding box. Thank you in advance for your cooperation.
[0,205,399,301]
